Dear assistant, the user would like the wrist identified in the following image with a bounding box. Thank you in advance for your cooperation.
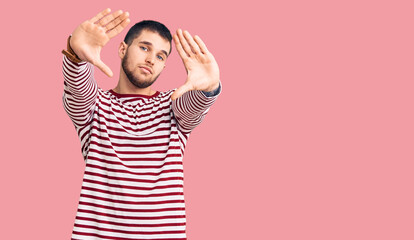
[203,81,220,92]
[202,81,221,97]
[61,35,82,63]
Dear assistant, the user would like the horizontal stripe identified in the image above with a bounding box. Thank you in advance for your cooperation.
[77,209,186,220]
[83,178,183,191]
[72,230,186,240]
[86,162,183,177]
[79,201,185,213]
[74,223,185,234]
[80,193,184,205]
[91,125,179,141]
[88,140,181,154]
[90,132,179,147]
[87,150,182,162]
[81,186,184,198]
[76,216,186,228]
[98,104,171,126]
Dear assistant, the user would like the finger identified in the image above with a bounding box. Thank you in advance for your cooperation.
[107,17,131,39]
[173,33,189,61]
[183,30,202,55]
[90,8,111,23]
[171,83,192,100]
[95,59,113,77]
[105,11,129,33]
[176,29,193,57]
[193,35,209,54]
[97,10,123,27]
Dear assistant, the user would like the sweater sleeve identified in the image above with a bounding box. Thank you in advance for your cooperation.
[171,82,222,134]
[62,55,98,160]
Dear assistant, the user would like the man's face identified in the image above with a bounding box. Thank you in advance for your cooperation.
[121,30,171,88]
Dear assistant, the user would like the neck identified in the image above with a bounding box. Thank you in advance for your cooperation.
[113,70,156,96]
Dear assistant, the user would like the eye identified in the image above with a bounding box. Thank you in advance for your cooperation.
[157,55,164,61]
[140,46,148,51]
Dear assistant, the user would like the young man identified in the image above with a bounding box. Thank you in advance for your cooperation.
[62,9,221,240]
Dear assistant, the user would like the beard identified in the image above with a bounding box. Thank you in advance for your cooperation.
[121,50,161,89]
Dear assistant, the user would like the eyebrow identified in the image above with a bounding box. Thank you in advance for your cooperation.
[138,41,169,57]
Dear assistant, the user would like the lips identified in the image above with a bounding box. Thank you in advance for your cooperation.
[139,66,153,74]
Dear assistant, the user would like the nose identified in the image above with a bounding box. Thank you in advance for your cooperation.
[146,53,155,65]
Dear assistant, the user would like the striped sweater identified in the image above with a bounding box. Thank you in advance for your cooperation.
[62,55,220,240]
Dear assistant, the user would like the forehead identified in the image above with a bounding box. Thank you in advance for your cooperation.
[131,30,171,53]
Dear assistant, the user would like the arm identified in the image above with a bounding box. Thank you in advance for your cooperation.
[171,29,222,133]
[62,55,97,128]
[62,9,130,159]
[172,83,221,134]
[62,8,130,127]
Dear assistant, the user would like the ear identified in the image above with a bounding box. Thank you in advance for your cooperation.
[118,41,128,58]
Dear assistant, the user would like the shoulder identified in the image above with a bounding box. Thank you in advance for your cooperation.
[157,89,175,100]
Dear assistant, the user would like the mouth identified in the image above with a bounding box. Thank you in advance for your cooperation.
[139,66,153,74]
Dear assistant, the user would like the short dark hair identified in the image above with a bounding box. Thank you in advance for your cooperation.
[124,20,172,55]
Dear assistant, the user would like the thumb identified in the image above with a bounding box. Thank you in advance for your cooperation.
[171,83,193,100]
[95,59,113,77]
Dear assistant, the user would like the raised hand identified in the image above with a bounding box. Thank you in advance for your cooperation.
[170,29,220,100]
[69,8,130,77]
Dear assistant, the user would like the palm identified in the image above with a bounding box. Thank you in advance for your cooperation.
[71,22,109,63]
[185,52,220,91]
[171,30,220,100]
[69,8,130,77]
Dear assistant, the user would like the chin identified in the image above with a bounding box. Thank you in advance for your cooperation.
[129,78,156,89]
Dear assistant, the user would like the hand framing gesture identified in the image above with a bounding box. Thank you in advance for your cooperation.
[171,29,220,100]
[70,8,130,77]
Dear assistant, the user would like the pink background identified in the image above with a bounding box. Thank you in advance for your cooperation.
[1,0,413,239]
